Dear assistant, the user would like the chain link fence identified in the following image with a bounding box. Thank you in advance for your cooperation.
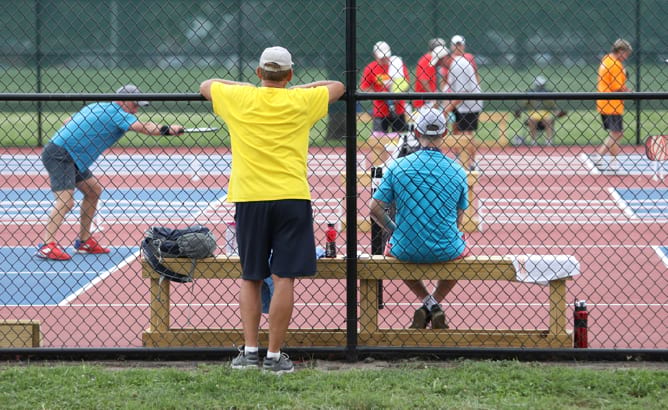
[0,0,667,357]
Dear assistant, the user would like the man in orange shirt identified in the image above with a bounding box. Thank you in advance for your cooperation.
[595,39,632,172]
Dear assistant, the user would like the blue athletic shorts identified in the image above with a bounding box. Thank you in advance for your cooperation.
[41,142,93,192]
[235,199,317,280]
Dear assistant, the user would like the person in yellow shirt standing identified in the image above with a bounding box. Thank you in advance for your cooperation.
[200,47,344,374]
[595,39,633,172]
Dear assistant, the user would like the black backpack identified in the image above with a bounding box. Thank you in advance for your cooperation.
[141,225,217,283]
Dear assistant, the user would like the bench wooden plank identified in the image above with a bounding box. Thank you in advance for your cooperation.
[142,255,520,282]
[360,329,572,348]
[142,328,571,348]
[0,320,40,348]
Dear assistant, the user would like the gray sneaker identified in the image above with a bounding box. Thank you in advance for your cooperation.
[263,353,294,374]
[231,348,259,369]
[430,305,449,329]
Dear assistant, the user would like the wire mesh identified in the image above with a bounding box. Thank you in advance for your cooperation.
[0,0,667,354]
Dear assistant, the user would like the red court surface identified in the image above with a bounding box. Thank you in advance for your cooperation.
[1,144,666,349]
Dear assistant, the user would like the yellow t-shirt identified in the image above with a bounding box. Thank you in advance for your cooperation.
[596,54,626,115]
[210,83,329,202]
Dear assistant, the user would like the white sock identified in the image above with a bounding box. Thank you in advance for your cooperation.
[266,350,281,360]
[422,295,438,310]
[244,346,258,355]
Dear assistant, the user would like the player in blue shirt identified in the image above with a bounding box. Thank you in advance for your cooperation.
[370,106,470,329]
[36,84,184,260]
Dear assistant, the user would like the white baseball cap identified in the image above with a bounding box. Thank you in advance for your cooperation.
[430,46,450,65]
[116,84,149,107]
[258,46,294,72]
[451,35,465,46]
[416,107,447,137]
[373,41,392,59]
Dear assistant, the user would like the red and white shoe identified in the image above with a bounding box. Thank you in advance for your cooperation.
[74,237,110,254]
[36,242,72,261]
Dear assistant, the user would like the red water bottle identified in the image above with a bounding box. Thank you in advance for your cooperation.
[573,300,588,348]
[325,223,337,258]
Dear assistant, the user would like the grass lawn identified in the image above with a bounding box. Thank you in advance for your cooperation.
[1,107,665,149]
[0,360,666,409]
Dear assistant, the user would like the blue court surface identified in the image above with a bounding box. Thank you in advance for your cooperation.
[1,187,226,223]
[614,187,668,219]
[0,246,139,306]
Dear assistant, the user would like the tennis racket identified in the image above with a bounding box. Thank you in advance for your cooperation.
[645,135,668,161]
[645,135,668,181]
[183,127,219,133]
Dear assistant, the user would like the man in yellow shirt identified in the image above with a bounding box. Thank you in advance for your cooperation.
[595,39,632,172]
[200,47,344,374]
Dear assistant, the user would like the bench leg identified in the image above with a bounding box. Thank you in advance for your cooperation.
[149,277,171,332]
[359,279,379,333]
[549,279,567,336]
[461,171,480,233]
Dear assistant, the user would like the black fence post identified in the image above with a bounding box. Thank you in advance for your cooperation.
[344,0,358,362]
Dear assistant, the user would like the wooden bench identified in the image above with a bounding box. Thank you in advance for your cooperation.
[341,170,481,233]
[0,320,40,347]
[142,255,573,348]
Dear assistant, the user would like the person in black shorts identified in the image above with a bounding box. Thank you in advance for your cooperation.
[200,46,344,373]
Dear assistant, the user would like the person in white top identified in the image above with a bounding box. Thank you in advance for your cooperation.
[444,40,483,171]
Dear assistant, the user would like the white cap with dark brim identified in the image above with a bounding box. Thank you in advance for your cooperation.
[416,107,447,137]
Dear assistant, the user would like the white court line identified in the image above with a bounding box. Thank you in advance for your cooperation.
[577,152,601,175]
[475,243,661,250]
[495,185,610,194]
[483,198,617,206]
[608,187,637,220]
[653,246,668,269]
[482,218,661,225]
[58,250,140,306]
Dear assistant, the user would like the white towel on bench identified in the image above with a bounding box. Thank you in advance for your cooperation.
[509,254,580,285]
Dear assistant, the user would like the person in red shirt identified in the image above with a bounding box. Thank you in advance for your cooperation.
[360,41,411,164]
[360,41,410,166]
[415,40,450,109]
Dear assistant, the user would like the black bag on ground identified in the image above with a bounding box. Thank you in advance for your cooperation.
[141,225,217,283]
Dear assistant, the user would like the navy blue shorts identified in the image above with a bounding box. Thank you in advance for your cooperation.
[454,111,480,132]
[235,200,317,280]
[601,114,623,132]
[41,143,93,192]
